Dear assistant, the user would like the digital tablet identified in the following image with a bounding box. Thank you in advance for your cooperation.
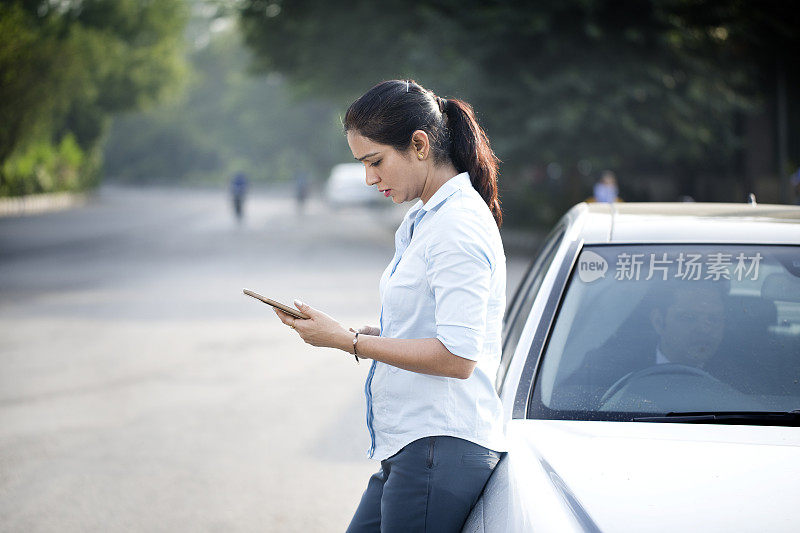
[242,289,310,319]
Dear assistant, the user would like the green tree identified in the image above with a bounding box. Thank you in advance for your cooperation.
[237,0,799,223]
[0,0,188,195]
[103,12,349,185]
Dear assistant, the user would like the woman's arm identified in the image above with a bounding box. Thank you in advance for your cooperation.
[348,334,477,380]
[273,302,476,379]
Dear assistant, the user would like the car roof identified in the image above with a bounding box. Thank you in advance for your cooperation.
[565,202,800,245]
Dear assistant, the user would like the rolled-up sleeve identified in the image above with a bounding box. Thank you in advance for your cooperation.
[426,221,493,361]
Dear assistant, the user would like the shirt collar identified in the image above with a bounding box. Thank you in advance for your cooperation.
[421,172,471,212]
[404,172,471,230]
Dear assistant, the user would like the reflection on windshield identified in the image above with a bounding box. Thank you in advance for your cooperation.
[532,245,800,420]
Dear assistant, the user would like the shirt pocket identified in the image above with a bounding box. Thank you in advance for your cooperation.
[390,246,428,289]
[385,280,424,330]
[384,250,430,333]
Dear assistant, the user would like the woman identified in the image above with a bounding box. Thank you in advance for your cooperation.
[273,79,506,532]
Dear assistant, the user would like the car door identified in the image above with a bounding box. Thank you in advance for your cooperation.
[498,224,565,391]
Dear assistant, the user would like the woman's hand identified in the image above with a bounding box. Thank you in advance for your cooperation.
[352,325,380,336]
[273,299,351,351]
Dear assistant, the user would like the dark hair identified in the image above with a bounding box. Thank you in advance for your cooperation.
[343,79,502,227]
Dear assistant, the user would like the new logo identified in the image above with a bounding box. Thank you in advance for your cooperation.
[578,250,607,283]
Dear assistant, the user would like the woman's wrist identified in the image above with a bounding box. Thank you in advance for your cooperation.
[338,328,364,358]
[350,330,372,360]
[336,329,353,354]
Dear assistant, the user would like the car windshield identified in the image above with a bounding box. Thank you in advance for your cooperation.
[531,244,800,421]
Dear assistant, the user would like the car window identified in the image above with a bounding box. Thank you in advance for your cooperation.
[497,225,565,390]
[529,244,800,420]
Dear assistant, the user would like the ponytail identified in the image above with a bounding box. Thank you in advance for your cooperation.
[345,80,502,228]
[442,99,503,228]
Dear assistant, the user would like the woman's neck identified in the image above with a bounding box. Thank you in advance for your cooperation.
[420,162,460,204]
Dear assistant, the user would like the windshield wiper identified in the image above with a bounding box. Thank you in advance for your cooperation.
[633,410,800,426]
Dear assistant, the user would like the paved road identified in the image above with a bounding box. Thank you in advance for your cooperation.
[0,186,532,532]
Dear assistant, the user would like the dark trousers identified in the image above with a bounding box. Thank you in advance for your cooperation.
[346,436,501,533]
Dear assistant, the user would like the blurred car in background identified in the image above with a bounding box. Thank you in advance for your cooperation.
[324,162,408,227]
[325,163,382,207]
[464,202,800,532]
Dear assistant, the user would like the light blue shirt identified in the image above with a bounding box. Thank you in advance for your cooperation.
[365,172,507,461]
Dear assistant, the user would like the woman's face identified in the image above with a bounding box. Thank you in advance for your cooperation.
[346,131,422,204]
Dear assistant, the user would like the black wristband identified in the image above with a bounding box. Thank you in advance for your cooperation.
[352,331,360,363]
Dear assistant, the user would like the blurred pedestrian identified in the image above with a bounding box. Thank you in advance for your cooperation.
[230,171,248,224]
[272,79,505,532]
[588,170,621,203]
[294,171,310,214]
[791,167,800,205]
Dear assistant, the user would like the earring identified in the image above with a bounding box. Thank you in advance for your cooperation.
[418,152,424,159]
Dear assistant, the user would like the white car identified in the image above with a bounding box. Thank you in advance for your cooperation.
[464,202,800,532]
[324,162,409,228]
[324,163,383,207]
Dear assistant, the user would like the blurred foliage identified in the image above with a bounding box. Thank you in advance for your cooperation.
[103,22,349,184]
[238,0,799,226]
[0,133,101,195]
[4,0,796,214]
[0,0,187,196]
